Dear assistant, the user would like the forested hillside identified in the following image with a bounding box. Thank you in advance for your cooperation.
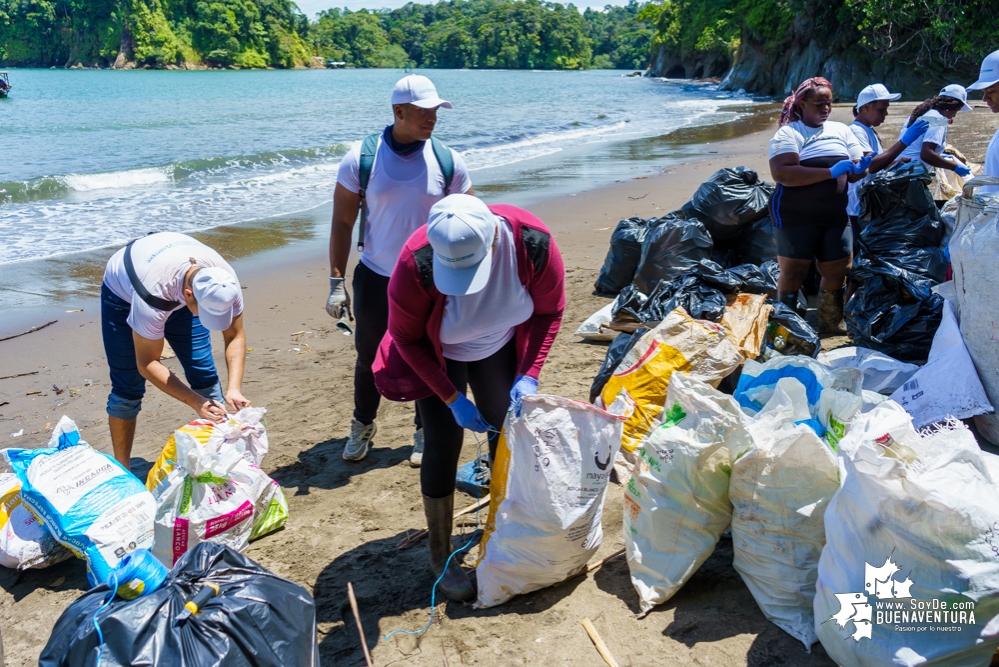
[0,0,652,70]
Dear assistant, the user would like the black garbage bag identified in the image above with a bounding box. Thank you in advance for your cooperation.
[39,543,319,667]
[590,328,649,403]
[609,284,649,327]
[763,301,821,358]
[860,212,945,252]
[710,242,738,269]
[634,215,713,293]
[680,167,774,243]
[729,263,772,296]
[857,161,938,222]
[734,216,777,266]
[639,273,727,323]
[594,217,651,296]
[845,256,943,363]
[865,246,950,283]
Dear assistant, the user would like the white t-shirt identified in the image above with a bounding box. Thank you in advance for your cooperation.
[898,109,948,164]
[768,120,864,161]
[847,121,885,216]
[982,127,999,196]
[104,232,243,340]
[439,218,534,362]
[337,137,472,277]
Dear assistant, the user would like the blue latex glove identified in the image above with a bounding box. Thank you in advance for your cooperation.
[829,159,857,178]
[447,394,492,432]
[509,375,539,417]
[854,154,873,174]
[954,162,972,178]
[900,119,930,146]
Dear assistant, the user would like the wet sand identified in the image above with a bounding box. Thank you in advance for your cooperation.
[1,102,996,666]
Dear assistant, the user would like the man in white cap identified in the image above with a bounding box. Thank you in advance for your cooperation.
[326,74,473,465]
[101,231,250,468]
[969,48,999,195]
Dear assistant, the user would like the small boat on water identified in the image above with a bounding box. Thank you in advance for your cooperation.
[0,71,10,98]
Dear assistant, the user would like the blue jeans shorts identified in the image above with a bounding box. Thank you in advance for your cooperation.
[101,283,223,420]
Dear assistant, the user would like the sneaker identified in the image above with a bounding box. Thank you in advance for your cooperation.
[343,419,377,461]
[410,428,425,468]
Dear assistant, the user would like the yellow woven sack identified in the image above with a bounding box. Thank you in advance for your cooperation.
[145,420,217,491]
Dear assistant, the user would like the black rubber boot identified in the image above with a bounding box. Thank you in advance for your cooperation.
[777,291,806,318]
[423,494,475,602]
[817,287,848,334]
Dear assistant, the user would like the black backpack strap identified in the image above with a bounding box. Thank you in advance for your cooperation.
[413,244,436,292]
[520,226,551,274]
[123,240,181,311]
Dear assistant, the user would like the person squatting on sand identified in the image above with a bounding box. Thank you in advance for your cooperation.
[897,84,974,175]
[100,231,250,469]
[969,48,999,195]
[326,74,473,466]
[378,194,565,601]
[768,77,872,334]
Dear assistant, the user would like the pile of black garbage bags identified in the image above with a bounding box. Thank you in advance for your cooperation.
[845,162,947,362]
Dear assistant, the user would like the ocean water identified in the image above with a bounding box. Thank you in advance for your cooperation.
[1,68,758,266]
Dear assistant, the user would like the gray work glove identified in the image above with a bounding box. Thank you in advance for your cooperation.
[325,277,352,320]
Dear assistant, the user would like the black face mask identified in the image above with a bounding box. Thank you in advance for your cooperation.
[383,124,425,156]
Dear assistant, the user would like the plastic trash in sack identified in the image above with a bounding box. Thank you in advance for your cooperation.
[817,346,918,394]
[590,328,649,403]
[575,302,618,342]
[763,301,820,358]
[889,300,992,428]
[634,215,713,294]
[845,255,944,363]
[594,217,650,296]
[474,395,625,608]
[151,428,288,567]
[0,469,71,570]
[624,374,753,614]
[814,401,999,667]
[680,166,774,243]
[731,378,840,649]
[598,308,744,457]
[6,417,156,586]
[734,216,777,266]
[39,542,319,667]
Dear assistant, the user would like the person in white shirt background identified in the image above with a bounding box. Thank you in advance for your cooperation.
[325,75,473,465]
[897,84,974,177]
[968,48,999,196]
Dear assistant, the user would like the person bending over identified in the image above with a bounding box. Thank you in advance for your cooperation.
[897,84,973,177]
[381,194,565,601]
[768,77,871,334]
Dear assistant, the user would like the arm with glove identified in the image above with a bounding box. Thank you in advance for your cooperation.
[326,183,358,320]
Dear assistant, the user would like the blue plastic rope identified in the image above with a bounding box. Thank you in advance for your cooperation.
[92,570,119,665]
[382,428,498,641]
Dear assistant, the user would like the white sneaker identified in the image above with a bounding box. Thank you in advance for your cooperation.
[410,428,425,468]
[343,419,377,461]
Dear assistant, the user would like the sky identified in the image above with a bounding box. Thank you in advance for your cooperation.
[295,0,628,17]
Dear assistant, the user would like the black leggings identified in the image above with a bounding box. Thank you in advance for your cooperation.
[416,338,517,499]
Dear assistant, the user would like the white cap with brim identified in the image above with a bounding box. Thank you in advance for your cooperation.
[856,83,902,108]
[969,49,999,91]
[427,194,498,296]
[192,266,240,331]
[940,83,973,112]
[391,75,453,110]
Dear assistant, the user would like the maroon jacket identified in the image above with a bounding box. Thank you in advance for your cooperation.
[373,204,565,403]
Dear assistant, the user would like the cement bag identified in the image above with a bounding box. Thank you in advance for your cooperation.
[575,301,618,342]
[151,429,288,567]
[475,395,625,608]
[890,300,992,428]
[949,203,999,444]
[624,374,753,613]
[0,471,71,570]
[818,346,918,394]
[731,378,840,649]
[5,417,155,586]
[814,402,999,666]
[598,307,744,456]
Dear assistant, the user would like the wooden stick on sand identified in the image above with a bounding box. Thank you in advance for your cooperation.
[582,618,619,667]
[347,582,374,667]
[397,495,490,549]
[0,320,57,342]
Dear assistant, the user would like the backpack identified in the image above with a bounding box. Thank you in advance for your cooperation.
[356,132,455,251]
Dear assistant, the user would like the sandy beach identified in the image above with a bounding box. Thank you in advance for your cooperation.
[2,102,997,666]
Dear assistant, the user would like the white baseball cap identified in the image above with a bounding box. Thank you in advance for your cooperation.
[427,194,498,296]
[856,83,901,108]
[192,267,240,331]
[391,75,453,110]
[969,49,999,91]
[939,83,973,112]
